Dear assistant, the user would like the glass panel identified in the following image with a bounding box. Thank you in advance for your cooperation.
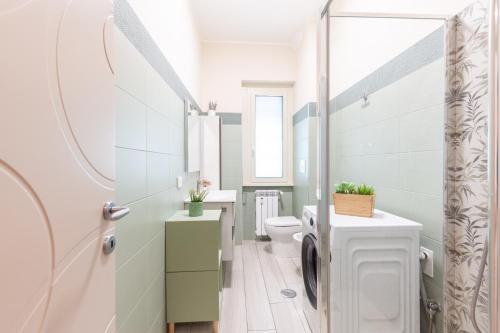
[254,95,283,178]
[328,16,446,332]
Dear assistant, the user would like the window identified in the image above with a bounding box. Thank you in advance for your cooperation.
[255,96,283,178]
[243,86,293,185]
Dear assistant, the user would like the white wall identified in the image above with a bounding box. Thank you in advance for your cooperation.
[291,0,478,107]
[127,0,202,102]
[294,20,318,112]
[200,42,297,113]
[331,0,479,16]
[328,0,478,97]
[330,18,444,96]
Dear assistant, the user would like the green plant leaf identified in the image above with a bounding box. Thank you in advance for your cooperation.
[357,184,375,196]
[335,181,357,194]
[189,189,208,202]
[335,182,375,195]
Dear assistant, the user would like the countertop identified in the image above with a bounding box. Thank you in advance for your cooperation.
[184,190,237,203]
[166,210,222,223]
[303,205,422,230]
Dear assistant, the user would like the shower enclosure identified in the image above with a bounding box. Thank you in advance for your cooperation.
[317,0,499,332]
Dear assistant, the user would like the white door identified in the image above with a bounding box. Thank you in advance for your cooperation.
[0,1,117,332]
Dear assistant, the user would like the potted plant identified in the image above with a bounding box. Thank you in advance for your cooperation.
[333,182,375,218]
[188,189,208,217]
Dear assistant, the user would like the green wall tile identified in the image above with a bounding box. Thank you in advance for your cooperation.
[293,115,317,219]
[147,153,171,195]
[116,199,150,267]
[115,20,200,333]
[116,148,147,205]
[116,87,147,150]
[147,232,166,283]
[147,109,171,154]
[146,270,166,328]
[117,293,149,333]
[329,56,446,324]
[116,248,149,326]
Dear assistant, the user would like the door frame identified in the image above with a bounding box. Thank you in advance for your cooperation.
[317,3,450,332]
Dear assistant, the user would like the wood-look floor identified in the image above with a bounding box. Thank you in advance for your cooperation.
[175,240,311,333]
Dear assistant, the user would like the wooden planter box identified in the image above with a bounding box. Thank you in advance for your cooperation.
[333,193,375,218]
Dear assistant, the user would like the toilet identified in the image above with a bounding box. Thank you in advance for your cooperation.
[264,216,301,257]
[293,232,302,260]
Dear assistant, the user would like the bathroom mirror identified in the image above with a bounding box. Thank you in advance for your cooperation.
[185,100,201,173]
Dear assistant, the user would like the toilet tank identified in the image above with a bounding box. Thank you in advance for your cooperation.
[329,209,422,333]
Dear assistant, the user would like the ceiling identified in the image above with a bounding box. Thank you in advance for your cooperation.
[189,0,324,45]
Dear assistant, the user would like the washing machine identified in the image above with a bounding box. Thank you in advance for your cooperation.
[301,205,319,333]
[301,205,422,333]
[330,209,422,333]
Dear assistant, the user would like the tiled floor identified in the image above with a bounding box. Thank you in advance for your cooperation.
[175,240,311,333]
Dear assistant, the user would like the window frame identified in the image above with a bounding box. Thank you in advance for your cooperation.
[243,86,293,186]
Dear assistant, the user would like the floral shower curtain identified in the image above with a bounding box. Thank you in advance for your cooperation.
[444,1,490,332]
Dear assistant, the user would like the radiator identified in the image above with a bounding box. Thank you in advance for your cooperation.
[255,190,280,236]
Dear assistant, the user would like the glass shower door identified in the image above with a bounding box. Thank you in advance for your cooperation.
[317,5,455,333]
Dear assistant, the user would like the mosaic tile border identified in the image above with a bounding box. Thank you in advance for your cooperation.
[293,102,317,126]
[114,0,201,110]
[331,26,445,113]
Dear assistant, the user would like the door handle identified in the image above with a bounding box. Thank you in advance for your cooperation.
[103,201,130,221]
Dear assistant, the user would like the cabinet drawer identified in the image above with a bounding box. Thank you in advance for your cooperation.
[166,219,220,272]
[166,271,220,323]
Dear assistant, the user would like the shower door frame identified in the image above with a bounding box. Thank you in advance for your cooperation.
[318,3,451,332]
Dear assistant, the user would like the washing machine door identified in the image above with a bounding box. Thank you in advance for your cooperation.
[302,233,318,310]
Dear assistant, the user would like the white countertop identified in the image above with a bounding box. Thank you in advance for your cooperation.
[303,205,422,230]
[185,190,237,203]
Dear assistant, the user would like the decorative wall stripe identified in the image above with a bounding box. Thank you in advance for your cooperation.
[114,0,201,110]
[293,102,317,126]
[330,26,445,113]
[198,112,242,125]
[220,113,242,125]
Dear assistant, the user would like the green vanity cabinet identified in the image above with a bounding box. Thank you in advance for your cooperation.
[165,210,222,333]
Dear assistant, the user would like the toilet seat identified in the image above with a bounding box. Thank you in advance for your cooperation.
[265,216,301,227]
[264,216,301,258]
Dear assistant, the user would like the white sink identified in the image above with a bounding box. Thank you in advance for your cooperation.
[185,190,237,203]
